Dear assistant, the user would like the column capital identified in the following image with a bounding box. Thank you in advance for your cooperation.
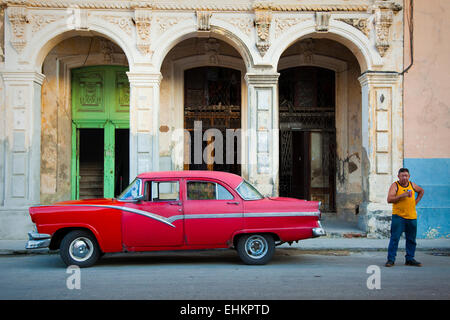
[358,71,401,86]
[1,71,46,85]
[126,72,162,86]
[245,72,279,86]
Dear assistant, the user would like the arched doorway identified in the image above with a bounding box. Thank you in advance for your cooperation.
[277,37,364,220]
[279,66,336,211]
[39,35,130,203]
[158,36,246,176]
[184,66,241,175]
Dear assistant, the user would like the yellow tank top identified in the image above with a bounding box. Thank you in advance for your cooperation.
[392,181,417,219]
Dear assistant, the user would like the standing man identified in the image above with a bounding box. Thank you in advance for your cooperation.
[385,168,425,267]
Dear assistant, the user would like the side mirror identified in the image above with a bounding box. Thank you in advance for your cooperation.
[133,194,144,202]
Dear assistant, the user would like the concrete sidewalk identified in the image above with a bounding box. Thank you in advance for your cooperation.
[1,218,449,255]
[1,238,449,255]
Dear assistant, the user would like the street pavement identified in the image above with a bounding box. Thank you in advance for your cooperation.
[0,248,449,300]
[1,222,449,301]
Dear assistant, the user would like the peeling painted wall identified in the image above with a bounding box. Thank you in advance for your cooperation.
[40,37,127,204]
[403,0,450,238]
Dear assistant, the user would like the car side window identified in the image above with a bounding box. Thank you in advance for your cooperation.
[187,181,234,200]
[217,183,234,200]
[147,181,180,202]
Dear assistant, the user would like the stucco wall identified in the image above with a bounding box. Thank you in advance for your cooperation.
[40,36,127,204]
[403,0,450,238]
[403,0,450,159]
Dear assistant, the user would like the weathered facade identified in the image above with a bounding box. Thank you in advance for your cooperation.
[0,0,445,239]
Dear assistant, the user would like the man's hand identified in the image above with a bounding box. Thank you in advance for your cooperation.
[387,183,409,204]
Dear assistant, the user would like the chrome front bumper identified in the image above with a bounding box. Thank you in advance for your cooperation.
[25,231,51,249]
[312,222,327,237]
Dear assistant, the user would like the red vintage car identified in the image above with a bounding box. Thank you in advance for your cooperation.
[26,171,325,267]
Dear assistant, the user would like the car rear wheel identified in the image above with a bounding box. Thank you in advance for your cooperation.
[236,234,275,265]
[60,230,101,268]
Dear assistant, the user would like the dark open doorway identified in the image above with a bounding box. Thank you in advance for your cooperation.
[279,66,336,211]
[115,129,129,197]
[78,129,104,199]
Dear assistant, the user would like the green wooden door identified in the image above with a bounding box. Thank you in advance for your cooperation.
[71,66,130,199]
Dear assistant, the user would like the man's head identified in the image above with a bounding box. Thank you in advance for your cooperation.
[398,168,410,185]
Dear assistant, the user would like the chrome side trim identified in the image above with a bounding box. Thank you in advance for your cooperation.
[244,211,320,218]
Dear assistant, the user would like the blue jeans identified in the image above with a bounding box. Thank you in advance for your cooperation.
[387,214,417,262]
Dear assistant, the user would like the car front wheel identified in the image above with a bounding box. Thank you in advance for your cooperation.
[236,234,275,265]
[60,230,101,268]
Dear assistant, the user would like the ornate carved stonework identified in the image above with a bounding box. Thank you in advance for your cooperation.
[315,12,330,32]
[336,18,370,37]
[216,16,253,37]
[8,6,28,53]
[154,15,183,33]
[273,17,308,39]
[99,38,114,63]
[97,14,133,36]
[0,1,369,12]
[197,11,212,31]
[254,8,272,56]
[370,0,402,57]
[204,38,220,64]
[134,8,152,56]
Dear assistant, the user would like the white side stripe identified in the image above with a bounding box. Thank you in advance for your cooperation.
[53,204,319,228]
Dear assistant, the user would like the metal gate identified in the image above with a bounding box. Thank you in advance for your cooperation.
[184,67,241,175]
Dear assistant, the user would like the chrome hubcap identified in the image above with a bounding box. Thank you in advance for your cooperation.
[245,235,268,259]
[69,237,94,262]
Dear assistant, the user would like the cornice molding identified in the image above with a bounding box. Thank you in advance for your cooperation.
[0,1,370,12]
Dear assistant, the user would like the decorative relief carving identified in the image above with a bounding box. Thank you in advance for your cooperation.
[336,18,370,37]
[197,11,211,31]
[204,38,220,64]
[116,71,130,112]
[273,17,308,39]
[8,6,29,53]
[98,15,133,36]
[215,16,253,37]
[315,12,330,32]
[369,0,402,57]
[154,15,183,33]
[254,9,272,56]
[30,14,66,34]
[134,8,152,56]
[76,71,104,112]
[99,38,114,63]
[0,1,370,12]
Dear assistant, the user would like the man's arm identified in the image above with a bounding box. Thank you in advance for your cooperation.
[387,183,409,204]
[412,182,425,205]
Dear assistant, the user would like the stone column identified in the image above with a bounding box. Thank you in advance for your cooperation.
[358,72,403,237]
[127,72,162,180]
[244,72,279,196]
[0,71,45,238]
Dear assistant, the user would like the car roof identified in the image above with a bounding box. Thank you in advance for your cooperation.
[137,170,244,189]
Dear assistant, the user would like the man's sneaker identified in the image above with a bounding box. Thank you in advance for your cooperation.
[385,260,395,267]
[405,259,422,267]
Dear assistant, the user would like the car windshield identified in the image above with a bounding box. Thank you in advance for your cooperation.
[236,180,264,200]
[117,178,142,200]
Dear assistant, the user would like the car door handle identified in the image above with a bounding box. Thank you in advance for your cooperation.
[170,202,182,206]
[227,201,240,205]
